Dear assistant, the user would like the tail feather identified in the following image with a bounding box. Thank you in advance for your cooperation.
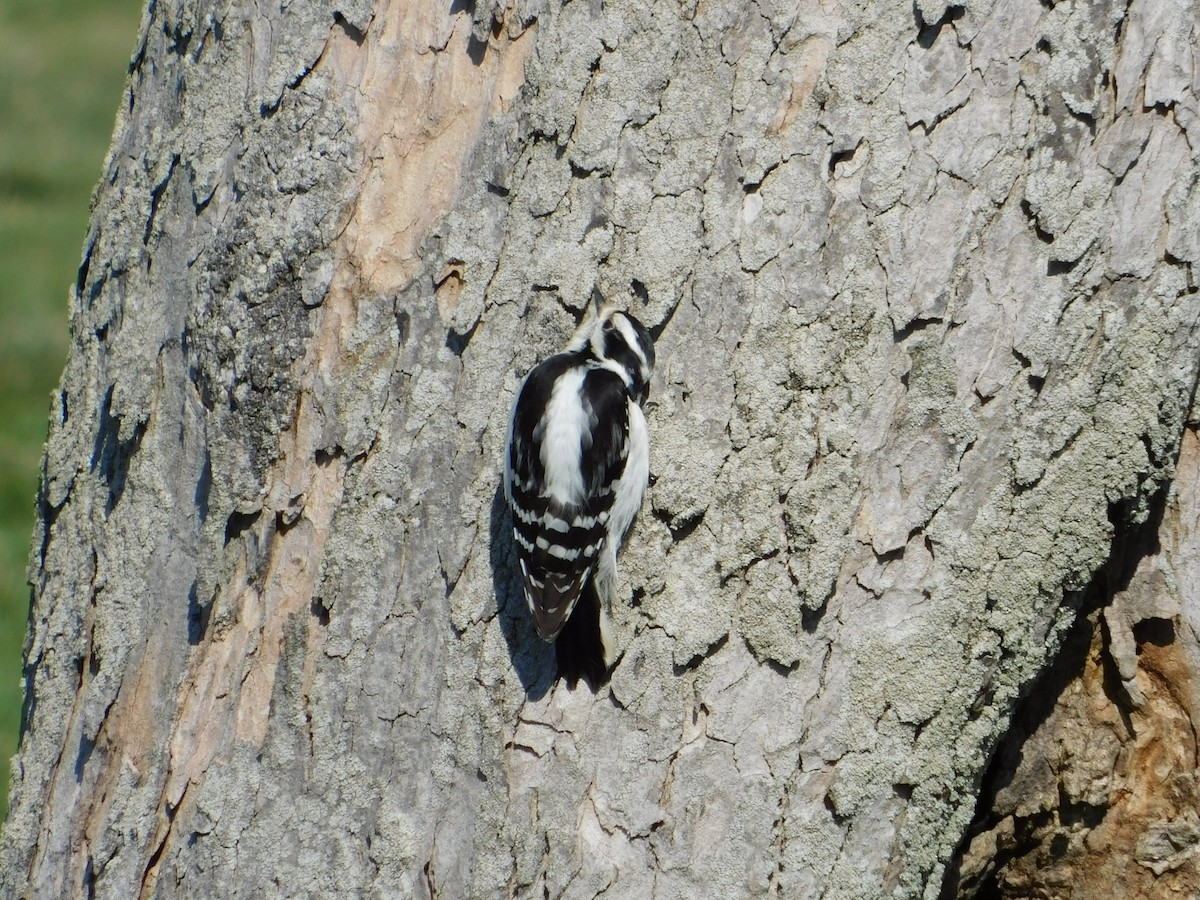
[554,581,613,690]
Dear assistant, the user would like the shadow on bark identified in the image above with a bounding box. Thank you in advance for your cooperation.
[940,488,1169,899]
[489,482,554,700]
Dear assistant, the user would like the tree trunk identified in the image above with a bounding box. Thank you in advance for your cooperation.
[4,0,1199,897]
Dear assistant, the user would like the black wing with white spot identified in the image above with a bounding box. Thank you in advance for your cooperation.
[505,355,631,642]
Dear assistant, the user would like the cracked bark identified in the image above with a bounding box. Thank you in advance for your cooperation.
[944,426,1200,899]
[3,0,1200,898]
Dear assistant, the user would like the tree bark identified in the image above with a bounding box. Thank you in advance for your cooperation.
[945,425,1200,896]
[4,0,1199,897]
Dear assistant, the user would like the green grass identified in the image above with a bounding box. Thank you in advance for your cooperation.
[0,0,144,815]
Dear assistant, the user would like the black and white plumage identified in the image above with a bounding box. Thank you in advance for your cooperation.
[504,301,655,689]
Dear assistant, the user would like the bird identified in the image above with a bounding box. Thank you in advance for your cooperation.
[504,294,655,689]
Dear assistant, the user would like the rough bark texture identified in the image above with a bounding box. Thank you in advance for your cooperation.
[3,0,1199,898]
[946,425,1200,898]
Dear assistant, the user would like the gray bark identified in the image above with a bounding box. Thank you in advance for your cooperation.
[3,0,1199,898]
[946,425,1200,895]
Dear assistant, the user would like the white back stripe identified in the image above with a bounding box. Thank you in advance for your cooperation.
[537,366,589,505]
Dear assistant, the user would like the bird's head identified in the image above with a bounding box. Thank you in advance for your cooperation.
[583,308,654,405]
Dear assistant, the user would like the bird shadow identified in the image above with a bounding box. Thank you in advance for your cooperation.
[489,482,555,700]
